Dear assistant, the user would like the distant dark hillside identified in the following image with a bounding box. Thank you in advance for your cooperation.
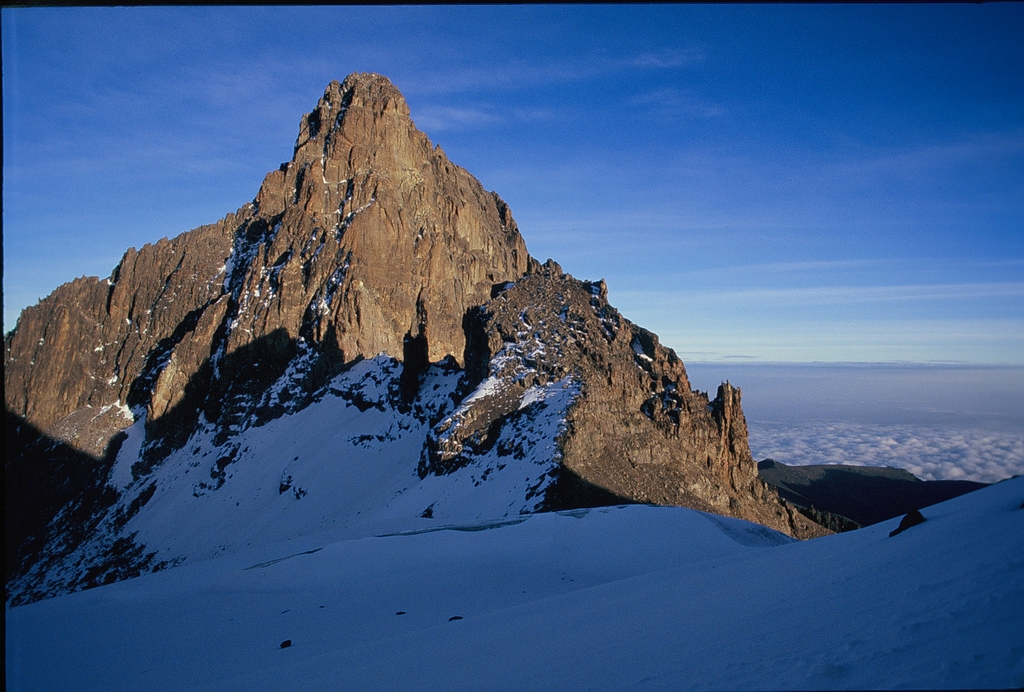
[758,459,988,528]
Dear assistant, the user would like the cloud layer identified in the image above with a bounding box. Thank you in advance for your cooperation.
[750,421,1023,484]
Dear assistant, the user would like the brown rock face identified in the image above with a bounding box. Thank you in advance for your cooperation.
[233,74,529,367]
[4,216,245,451]
[4,73,530,457]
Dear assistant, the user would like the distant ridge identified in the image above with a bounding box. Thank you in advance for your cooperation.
[758,458,988,528]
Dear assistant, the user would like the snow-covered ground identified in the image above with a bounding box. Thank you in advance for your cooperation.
[8,475,1023,691]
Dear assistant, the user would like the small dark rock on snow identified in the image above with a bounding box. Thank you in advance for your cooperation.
[889,509,926,537]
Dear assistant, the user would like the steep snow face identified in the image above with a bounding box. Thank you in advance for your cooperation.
[7,478,1023,691]
[6,354,583,605]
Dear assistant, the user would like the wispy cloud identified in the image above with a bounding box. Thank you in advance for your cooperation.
[715,282,1024,305]
[731,258,903,273]
[821,130,1024,188]
[630,317,1024,366]
[631,87,724,119]
[617,282,1024,307]
[630,47,706,68]
[412,105,557,132]
[723,257,1024,275]
[413,106,504,132]
[398,47,706,96]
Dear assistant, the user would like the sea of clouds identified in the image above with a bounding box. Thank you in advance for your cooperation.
[685,363,1024,484]
[748,421,1023,483]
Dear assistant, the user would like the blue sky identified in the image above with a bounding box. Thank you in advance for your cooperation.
[4,5,1023,364]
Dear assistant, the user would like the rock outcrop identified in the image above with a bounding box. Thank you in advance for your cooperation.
[6,73,827,604]
[424,263,824,538]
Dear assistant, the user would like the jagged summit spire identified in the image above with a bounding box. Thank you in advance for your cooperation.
[243,73,531,366]
[291,73,412,166]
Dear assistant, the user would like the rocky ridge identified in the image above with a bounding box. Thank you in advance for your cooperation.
[6,73,825,604]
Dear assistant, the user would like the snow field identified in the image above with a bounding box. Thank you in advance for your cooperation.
[61,356,581,578]
[7,477,1023,691]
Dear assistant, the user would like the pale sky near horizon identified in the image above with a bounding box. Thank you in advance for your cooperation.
[4,5,1023,364]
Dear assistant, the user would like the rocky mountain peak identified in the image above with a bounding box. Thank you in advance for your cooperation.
[6,74,828,606]
[241,71,529,363]
[6,72,530,459]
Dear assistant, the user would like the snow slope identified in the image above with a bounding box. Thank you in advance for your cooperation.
[9,355,584,603]
[7,476,1023,691]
